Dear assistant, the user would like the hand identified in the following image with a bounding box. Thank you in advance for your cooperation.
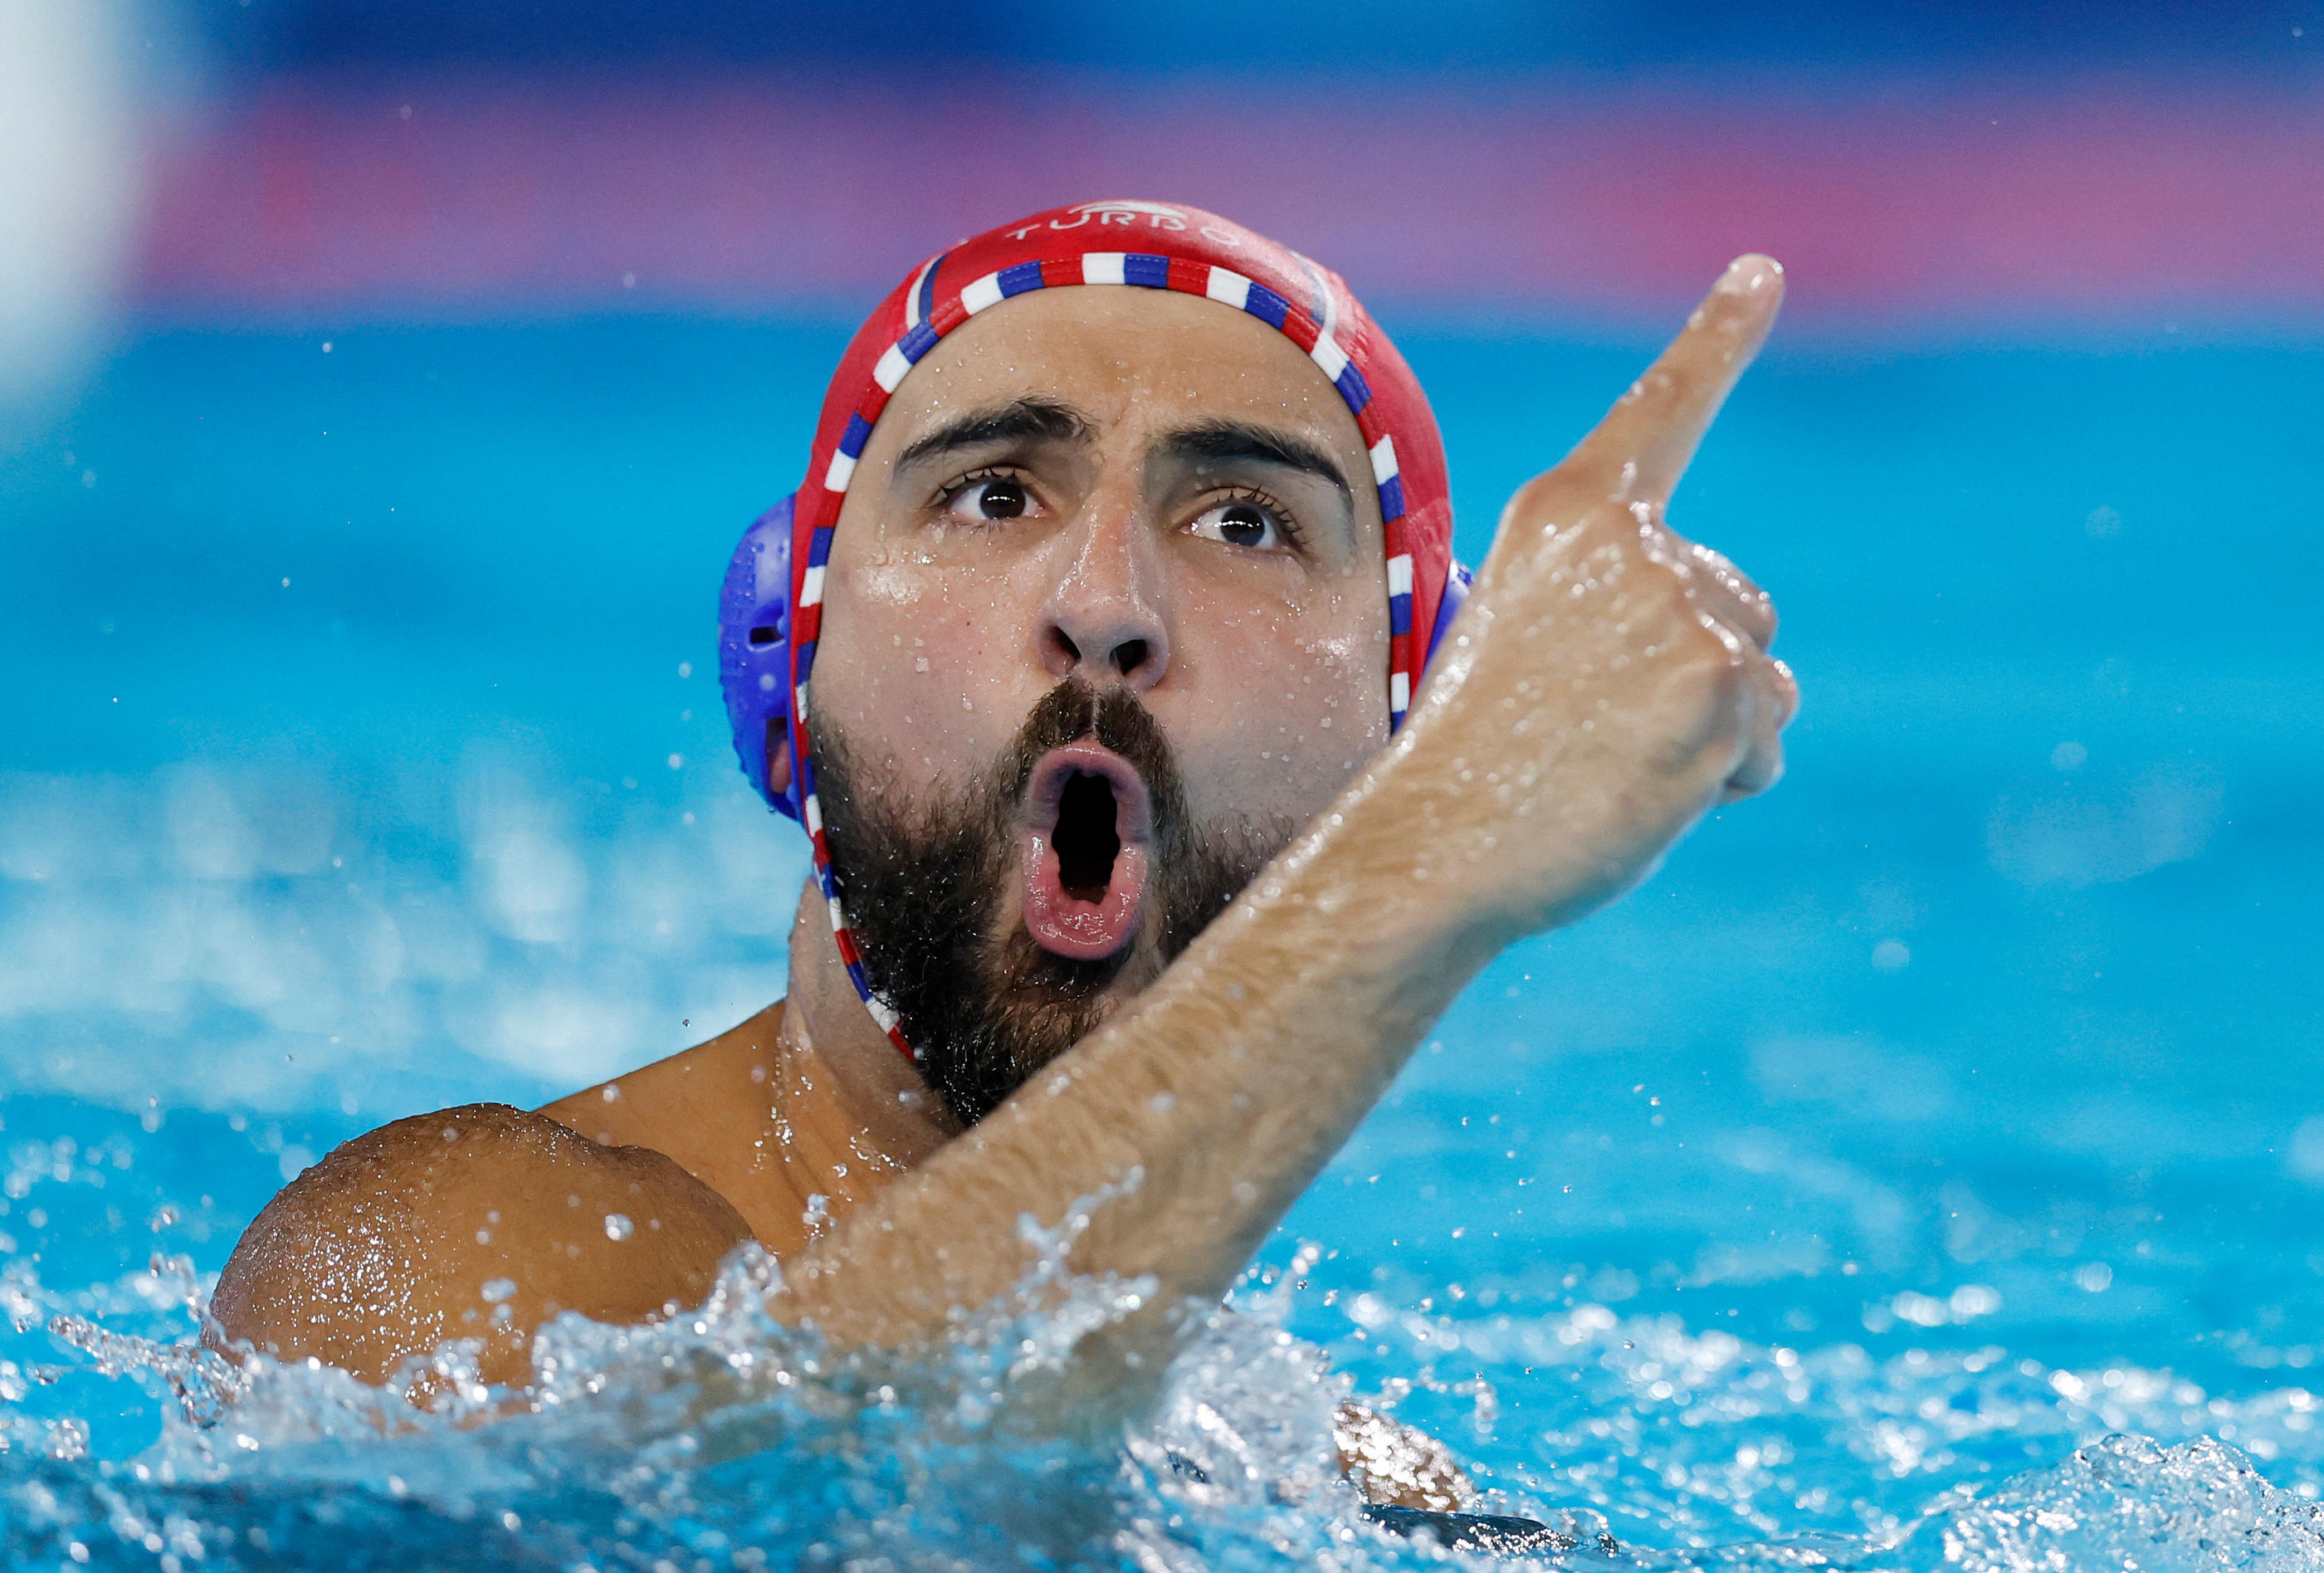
[1399,255,1796,938]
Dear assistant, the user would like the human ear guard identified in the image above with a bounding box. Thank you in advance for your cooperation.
[716,491,1473,818]
[716,493,806,821]
[1428,558,1472,667]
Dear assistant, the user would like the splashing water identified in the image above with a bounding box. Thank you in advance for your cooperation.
[0,1162,1462,1572]
[3,1102,2324,1573]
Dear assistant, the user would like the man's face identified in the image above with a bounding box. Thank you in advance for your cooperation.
[808,285,1389,1121]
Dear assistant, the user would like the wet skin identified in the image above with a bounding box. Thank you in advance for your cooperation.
[211,261,1794,1502]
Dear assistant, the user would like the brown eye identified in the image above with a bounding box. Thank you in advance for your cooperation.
[946,477,1030,522]
[1190,498,1286,551]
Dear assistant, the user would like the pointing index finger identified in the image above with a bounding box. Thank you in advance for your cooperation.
[1571,254,1784,506]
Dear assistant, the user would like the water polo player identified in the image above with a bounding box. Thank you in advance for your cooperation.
[210,201,1794,1491]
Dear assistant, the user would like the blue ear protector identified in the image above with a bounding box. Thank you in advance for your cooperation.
[1428,557,1472,667]
[717,494,807,820]
[718,496,1472,819]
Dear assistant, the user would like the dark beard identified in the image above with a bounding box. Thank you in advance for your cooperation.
[810,678,1289,1126]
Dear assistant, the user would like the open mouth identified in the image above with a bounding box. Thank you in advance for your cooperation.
[1054,772,1122,902]
[1018,744,1153,961]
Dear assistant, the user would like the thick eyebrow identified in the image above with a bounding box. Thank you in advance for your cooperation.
[892,396,1093,473]
[1158,420,1352,503]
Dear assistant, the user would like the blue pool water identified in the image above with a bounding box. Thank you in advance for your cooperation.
[2,315,2322,1568]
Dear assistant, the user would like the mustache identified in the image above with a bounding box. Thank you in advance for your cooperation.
[995,677,1188,835]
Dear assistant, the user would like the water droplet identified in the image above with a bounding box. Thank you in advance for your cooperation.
[480,1277,517,1304]
[603,1214,634,1242]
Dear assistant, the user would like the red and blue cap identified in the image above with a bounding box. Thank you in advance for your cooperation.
[718,199,1467,1057]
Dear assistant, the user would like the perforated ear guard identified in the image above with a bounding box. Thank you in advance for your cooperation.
[718,489,1472,818]
[717,494,804,820]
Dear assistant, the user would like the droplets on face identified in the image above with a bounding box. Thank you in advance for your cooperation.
[818,284,1392,862]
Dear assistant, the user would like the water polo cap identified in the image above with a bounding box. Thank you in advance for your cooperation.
[718,198,1469,1058]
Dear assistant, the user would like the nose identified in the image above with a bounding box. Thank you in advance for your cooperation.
[1038,504,1171,692]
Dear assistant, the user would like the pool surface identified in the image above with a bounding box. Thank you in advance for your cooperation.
[2,313,2322,1568]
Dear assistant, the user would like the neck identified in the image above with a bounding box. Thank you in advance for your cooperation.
[774,879,959,1209]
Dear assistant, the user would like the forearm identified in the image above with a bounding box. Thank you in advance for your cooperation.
[784,739,1514,1346]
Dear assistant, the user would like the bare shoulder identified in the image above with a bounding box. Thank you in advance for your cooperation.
[209,1102,753,1386]
[540,1003,784,1159]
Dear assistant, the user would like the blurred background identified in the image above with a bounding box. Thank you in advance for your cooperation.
[7,3,2324,1536]
[0,0,2319,1209]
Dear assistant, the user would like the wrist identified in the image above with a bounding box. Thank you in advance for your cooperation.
[1267,748,1531,977]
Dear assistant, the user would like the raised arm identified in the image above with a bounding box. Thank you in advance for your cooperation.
[781,257,1795,1346]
